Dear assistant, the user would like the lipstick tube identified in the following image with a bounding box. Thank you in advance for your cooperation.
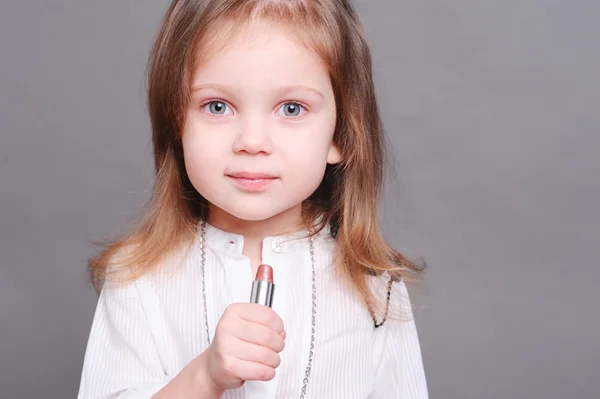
[250,264,275,307]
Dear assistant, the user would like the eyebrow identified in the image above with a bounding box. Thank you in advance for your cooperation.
[192,83,324,99]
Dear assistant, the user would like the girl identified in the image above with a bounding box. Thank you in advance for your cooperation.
[78,0,428,398]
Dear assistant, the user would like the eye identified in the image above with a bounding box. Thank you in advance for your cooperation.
[202,101,233,115]
[277,102,306,118]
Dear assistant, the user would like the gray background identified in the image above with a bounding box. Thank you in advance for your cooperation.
[1,1,598,398]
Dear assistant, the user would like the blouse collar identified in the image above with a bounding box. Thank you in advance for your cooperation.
[200,220,331,255]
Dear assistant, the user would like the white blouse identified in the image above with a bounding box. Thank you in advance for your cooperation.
[77,223,428,398]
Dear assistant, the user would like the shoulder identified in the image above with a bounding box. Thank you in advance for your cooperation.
[102,239,196,298]
[368,272,414,322]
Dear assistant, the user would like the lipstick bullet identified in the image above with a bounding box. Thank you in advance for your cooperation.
[250,264,275,307]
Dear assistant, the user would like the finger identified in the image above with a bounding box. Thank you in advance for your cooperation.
[227,357,276,382]
[232,340,281,368]
[280,329,286,339]
[236,304,284,334]
[235,320,285,353]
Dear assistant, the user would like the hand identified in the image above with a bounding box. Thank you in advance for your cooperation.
[202,303,286,392]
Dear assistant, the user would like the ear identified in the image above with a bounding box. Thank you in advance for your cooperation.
[326,143,343,164]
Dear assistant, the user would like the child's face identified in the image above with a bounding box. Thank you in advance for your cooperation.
[183,20,341,224]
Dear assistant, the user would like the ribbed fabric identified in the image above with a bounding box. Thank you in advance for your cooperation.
[77,222,428,398]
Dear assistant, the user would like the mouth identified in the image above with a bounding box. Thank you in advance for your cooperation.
[226,172,279,191]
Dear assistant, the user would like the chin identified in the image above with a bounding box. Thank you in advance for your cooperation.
[227,209,274,221]
[217,202,285,222]
[203,187,310,224]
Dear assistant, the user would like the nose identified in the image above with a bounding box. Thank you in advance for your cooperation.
[232,115,274,155]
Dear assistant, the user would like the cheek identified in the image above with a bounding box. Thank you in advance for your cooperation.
[282,137,330,189]
[181,128,222,189]
[288,114,336,163]
[287,154,329,201]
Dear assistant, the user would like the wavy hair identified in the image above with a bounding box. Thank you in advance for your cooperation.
[89,0,425,317]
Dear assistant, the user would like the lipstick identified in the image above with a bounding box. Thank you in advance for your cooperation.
[250,264,275,307]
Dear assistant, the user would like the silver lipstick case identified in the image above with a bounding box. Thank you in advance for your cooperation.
[249,280,275,307]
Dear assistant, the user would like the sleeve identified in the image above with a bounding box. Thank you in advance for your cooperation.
[371,279,429,398]
[77,281,171,399]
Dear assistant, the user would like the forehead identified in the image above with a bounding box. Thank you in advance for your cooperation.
[196,16,328,67]
[191,19,330,86]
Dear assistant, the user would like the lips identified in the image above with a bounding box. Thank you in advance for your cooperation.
[226,171,279,191]
[227,172,278,180]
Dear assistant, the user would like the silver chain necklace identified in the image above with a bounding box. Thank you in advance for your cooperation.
[199,220,316,398]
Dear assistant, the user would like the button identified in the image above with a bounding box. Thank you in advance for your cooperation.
[271,239,285,253]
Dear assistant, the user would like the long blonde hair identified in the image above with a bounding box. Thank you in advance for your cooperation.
[89,0,425,317]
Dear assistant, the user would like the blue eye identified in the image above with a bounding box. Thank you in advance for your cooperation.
[204,101,232,115]
[201,100,306,117]
[278,102,306,117]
